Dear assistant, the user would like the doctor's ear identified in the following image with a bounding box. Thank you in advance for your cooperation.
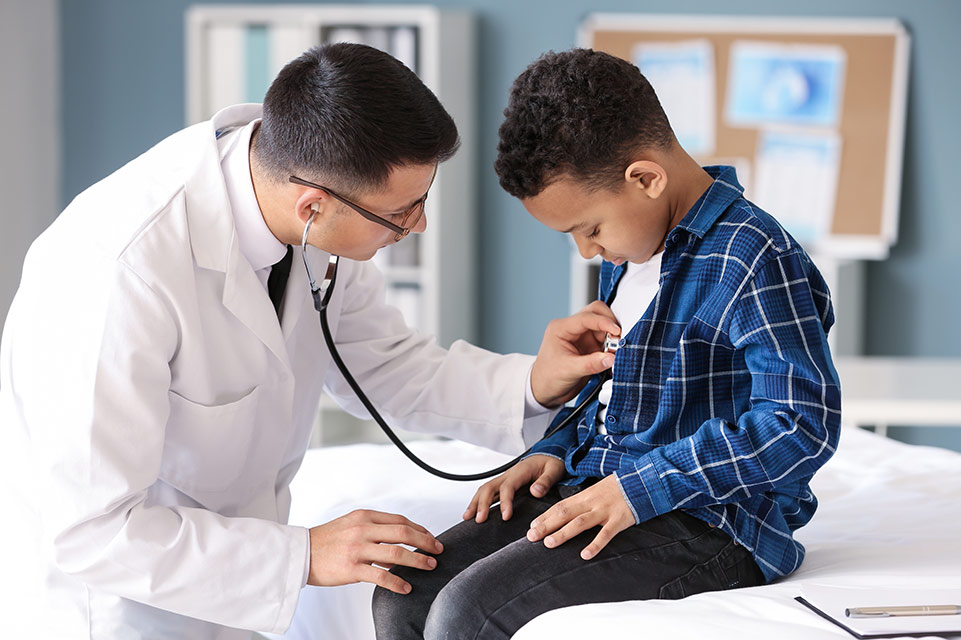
[624,161,667,199]
[295,196,323,226]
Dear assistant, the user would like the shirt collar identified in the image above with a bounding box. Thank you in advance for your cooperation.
[670,165,744,241]
[219,120,288,272]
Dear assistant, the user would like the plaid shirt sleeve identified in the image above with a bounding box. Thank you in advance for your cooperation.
[614,252,841,524]
[526,375,605,460]
[526,412,578,460]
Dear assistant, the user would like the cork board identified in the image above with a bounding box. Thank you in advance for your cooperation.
[580,15,910,259]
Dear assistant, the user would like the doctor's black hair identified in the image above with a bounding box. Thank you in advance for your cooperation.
[253,43,459,194]
[494,48,675,199]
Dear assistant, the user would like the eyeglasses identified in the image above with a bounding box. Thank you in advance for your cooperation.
[289,167,436,243]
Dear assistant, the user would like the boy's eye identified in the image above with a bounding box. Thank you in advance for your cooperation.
[587,227,599,239]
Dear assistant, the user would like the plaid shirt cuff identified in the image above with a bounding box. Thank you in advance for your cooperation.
[616,457,674,524]
[527,436,574,461]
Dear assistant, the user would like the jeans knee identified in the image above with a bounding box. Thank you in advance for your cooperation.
[371,585,408,638]
[423,575,480,640]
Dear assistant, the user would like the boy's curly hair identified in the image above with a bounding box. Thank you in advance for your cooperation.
[495,48,675,199]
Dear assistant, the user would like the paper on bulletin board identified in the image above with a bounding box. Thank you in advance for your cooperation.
[633,39,716,155]
[725,41,846,128]
[749,129,841,245]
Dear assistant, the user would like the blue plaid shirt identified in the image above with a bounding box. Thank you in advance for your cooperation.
[531,166,841,582]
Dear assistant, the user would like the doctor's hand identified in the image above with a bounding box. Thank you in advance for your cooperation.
[463,454,565,523]
[526,475,636,560]
[531,301,620,407]
[307,509,443,595]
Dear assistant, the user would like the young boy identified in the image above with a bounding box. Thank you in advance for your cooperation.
[372,48,841,640]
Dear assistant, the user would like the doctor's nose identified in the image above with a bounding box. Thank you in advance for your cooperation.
[411,210,428,234]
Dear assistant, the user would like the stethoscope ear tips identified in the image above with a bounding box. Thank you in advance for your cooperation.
[301,210,340,313]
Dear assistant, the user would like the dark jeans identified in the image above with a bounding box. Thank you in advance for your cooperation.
[371,483,765,640]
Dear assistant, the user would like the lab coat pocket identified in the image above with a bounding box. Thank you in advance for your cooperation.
[161,386,261,495]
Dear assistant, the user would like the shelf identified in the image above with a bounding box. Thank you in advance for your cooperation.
[187,5,477,447]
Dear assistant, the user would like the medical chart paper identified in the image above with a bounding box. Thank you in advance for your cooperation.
[633,39,716,156]
[750,129,841,245]
[796,584,961,639]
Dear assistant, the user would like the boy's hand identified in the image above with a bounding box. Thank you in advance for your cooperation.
[526,475,635,560]
[464,455,565,523]
[531,301,620,407]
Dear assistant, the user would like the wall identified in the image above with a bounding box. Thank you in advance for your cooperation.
[0,0,60,334]
[55,0,961,450]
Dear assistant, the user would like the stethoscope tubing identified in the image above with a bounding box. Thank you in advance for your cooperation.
[301,213,600,481]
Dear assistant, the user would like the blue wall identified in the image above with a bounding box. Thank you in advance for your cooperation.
[60,0,961,450]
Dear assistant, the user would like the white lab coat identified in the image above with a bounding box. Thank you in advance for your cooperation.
[0,105,549,639]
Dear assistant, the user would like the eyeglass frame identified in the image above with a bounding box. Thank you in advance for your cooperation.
[288,166,436,242]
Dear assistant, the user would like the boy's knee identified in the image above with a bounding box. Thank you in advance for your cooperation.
[372,575,442,640]
[423,582,462,640]
[371,585,407,636]
[423,573,490,640]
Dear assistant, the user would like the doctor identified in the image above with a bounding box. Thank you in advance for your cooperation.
[0,43,618,638]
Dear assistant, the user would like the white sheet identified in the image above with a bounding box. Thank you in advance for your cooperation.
[273,427,961,640]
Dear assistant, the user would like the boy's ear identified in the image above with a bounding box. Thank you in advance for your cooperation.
[624,161,668,199]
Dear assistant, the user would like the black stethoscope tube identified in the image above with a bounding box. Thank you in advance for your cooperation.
[301,214,601,481]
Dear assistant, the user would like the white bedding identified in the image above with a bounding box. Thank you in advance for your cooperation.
[274,427,961,640]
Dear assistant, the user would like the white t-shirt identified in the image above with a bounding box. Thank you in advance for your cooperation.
[596,252,662,434]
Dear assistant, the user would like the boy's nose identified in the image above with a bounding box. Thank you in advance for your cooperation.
[573,234,600,260]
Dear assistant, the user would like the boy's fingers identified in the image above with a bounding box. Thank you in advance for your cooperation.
[531,466,564,498]
[463,488,485,520]
[475,484,499,523]
[541,513,595,549]
[581,524,618,560]
[499,483,516,520]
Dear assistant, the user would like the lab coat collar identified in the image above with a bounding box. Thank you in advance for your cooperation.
[183,104,263,274]
[182,103,311,368]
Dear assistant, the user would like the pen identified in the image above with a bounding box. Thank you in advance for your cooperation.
[846,605,961,618]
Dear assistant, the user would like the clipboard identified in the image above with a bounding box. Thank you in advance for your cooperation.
[795,585,961,639]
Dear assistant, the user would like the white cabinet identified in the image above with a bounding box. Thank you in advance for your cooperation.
[186,5,476,444]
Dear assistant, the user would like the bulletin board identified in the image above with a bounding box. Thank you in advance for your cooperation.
[579,15,910,259]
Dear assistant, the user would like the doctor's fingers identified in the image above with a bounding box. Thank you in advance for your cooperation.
[351,509,433,537]
[346,510,441,549]
[327,510,443,556]
[568,302,621,339]
[578,300,618,324]
[362,522,445,556]
[578,351,618,379]
[356,563,416,595]
[547,312,620,347]
[363,542,439,574]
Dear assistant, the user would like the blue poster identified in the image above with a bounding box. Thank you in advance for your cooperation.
[726,41,846,128]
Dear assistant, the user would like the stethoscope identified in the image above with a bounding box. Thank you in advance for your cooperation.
[300,212,606,481]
